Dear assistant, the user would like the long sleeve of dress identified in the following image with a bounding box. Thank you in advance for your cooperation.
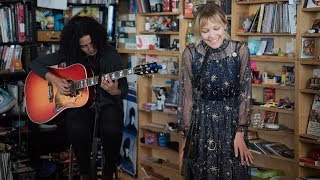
[237,43,252,132]
[177,46,194,135]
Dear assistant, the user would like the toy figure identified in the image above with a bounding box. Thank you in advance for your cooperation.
[156,87,166,111]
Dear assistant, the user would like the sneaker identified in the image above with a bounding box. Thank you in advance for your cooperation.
[0,88,17,114]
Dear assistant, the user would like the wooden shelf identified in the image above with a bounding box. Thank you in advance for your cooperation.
[67,3,106,6]
[140,159,179,173]
[253,105,294,114]
[249,127,294,137]
[252,83,295,90]
[251,55,295,63]
[140,31,180,35]
[302,7,320,12]
[141,123,178,136]
[139,108,177,115]
[130,73,178,80]
[117,48,137,54]
[300,88,320,95]
[236,32,295,36]
[139,143,178,153]
[301,33,320,38]
[300,59,320,65]
[235,0,288,5]
[139,12,181,16]
[299,162,320,170]
[251,152,295,163]
[137,50,180,56]
[299,134,320,145]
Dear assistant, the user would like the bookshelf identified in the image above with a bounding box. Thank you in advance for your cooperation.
[116,0,188,179]
[231,0,298,177]
[297,0,320,177]
[0,1,38,178]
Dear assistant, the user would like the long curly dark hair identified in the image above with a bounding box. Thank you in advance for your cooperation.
[59,16,108,65]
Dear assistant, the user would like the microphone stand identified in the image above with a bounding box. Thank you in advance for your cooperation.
[90,72,102,179]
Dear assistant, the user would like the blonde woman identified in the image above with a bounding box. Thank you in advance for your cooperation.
[178,3,253,180]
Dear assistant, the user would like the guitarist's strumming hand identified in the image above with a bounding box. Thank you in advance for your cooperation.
[100,74,121,96]
[45,72,71,95]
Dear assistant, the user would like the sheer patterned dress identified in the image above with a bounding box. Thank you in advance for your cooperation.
[177,39,252,180]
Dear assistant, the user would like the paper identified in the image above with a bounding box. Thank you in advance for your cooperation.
[37,0,67,10]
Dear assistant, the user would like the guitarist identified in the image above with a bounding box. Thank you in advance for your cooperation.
[30,16,128,180]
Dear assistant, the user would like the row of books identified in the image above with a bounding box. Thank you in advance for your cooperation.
[248,138,294,159]
[248,3,296,34]
[299,157,320,167]
[67,0,107,4]
[0,45,23,72]
[135,0,179,13]
[0,3,28,43]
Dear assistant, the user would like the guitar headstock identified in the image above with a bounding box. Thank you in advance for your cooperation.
[133,62,162,76]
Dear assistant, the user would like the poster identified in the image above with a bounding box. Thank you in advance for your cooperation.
[120,83,137,176]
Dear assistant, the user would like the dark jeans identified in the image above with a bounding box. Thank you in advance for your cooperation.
[64,104,124,176]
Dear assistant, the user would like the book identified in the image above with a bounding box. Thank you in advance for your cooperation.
[260,37,274,54]
[264,142,293,157]
[136,34,157,50]
[264,88,276,102]
[249,7,260,32]
[299,157,320,166]
[248,142,263,154]
[148,0,162,12]
[264,111,277,124]
[306,0,320,8]
[247,39,260,55]
[256,4,265,33]
[307,94,320,137]
[301,37,316,58]
[249,139,274,155]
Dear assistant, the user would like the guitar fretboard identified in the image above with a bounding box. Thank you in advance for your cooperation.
[73,68,134,90]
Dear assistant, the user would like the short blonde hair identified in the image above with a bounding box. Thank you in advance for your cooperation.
[193,3,229,44]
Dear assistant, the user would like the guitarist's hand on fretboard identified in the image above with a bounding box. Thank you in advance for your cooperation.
[45,72,71,95]
[100,74,121,96]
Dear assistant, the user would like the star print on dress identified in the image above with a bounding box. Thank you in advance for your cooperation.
[212,113,219,121]
[211,74,217,81]
[207,139,217,151]
[209,166,219,175]
[225,105,231,111]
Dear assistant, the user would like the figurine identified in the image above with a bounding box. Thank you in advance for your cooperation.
[156,87,166,111]
[242,17,252,32]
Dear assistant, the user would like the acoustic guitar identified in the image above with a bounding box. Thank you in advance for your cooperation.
[25,63,161,124]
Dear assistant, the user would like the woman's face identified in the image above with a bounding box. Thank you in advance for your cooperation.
[79,35,97,56]
[200,20,226,49]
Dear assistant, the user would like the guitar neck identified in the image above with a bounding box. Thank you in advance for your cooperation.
[73,68,134,90]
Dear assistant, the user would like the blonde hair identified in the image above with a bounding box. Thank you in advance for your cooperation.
[193,3,229,44]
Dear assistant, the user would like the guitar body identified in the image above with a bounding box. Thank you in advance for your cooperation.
[25,64,95,124]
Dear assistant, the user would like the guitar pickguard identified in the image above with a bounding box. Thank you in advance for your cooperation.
[54,89,84,112]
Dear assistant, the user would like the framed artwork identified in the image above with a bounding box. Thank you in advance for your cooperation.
[264,111,277,124]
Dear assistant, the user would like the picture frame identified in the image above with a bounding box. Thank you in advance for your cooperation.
[264,111,277,124]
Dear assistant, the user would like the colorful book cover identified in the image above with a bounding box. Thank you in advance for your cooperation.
[301,37,316,58]
[307,95,320,137]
